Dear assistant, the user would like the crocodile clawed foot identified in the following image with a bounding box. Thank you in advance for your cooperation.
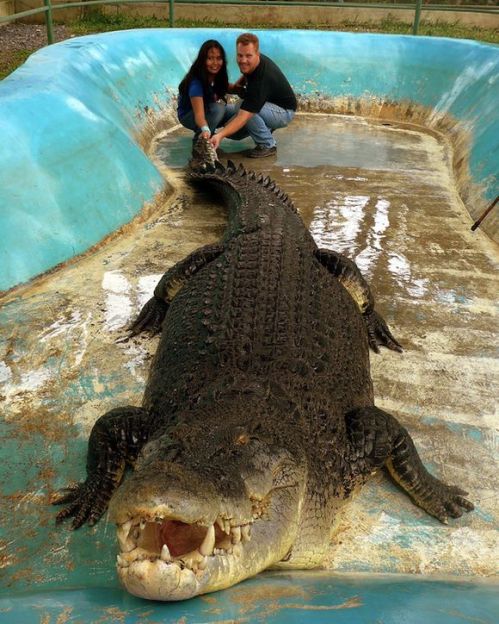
[128,297,168,337]
[364,310,403,354]
[51,481,110,529]
[417,479,475,524]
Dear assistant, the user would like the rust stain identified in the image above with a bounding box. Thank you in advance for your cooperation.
[55,606,73,624]
[280,595,362,610]
[8,408,71,443]
[0,540,17,569]
[230,583,310,606]
[200,595,218,604]
[442,609,490,624]
[93,607,127,624]
[231,594,362,620]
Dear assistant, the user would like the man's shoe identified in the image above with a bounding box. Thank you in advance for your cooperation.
[247,145,277,158]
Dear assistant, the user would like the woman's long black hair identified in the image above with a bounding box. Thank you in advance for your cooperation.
[178,40,229,103]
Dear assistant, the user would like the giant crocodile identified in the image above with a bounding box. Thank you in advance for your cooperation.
[53,138,474,601]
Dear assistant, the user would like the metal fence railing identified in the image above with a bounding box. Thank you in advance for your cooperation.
[1,0,498,44]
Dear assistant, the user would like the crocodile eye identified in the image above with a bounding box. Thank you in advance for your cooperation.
[235,432,250,446]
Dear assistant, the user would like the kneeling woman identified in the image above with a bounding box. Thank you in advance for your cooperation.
[178,40,230,140]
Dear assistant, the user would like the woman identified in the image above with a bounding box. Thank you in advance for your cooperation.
[177,40,230,140]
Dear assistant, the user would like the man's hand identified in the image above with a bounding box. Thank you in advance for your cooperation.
[210,133,223,150]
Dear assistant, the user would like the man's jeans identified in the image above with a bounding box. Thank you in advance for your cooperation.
[225,101,295,149]
[178,101,230,136]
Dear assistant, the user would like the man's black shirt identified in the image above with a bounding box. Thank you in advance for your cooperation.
[240,54,297,114]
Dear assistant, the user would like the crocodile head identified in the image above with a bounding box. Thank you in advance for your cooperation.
[108,394,307,600]
[188,135,220,174]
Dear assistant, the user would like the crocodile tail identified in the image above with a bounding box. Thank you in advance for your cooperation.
[191,156,297,214]
[221,160,297,213]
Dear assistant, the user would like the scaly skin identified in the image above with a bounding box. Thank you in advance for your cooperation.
[53,138,473,600]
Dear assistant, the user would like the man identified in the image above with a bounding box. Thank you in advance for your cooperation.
[210,33,297,158]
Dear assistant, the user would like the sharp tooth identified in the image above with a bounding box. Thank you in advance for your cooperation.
[198,555,208,570]
[231,526,241,544]
[199,524,215,556]
[241,524,252,542]
[216,517,225,533]
[140,519,146,530]
[177,549,203,570]
[224,520,231,534]
[161,544,172,562]
[117,520,135,552]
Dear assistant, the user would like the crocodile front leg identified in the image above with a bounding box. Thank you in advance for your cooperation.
[315,248,402,353]
[346,406,474,523]
[129,243,224,336]
[52,406,151,528]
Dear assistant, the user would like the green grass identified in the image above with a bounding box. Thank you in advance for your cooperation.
[1,12,497,80]
[1,49,34,80]
[70,13,499,43]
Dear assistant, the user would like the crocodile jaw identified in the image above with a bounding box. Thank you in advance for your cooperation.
[113,485,302,601]
[189,136,219,173]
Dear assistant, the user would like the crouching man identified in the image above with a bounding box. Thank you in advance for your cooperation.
[210,32,297,158]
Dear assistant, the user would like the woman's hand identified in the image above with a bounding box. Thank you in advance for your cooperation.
[199,123,211,140]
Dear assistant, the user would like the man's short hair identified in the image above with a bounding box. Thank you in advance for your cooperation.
[236,33,259,51]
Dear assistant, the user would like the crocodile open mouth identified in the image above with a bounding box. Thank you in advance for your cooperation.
[116,513,257,574]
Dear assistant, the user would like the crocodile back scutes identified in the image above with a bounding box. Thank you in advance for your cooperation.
[190,159,299,236]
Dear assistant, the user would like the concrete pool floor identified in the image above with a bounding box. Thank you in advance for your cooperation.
[0,114,498,616]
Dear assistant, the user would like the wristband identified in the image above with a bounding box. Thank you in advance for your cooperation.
[201,125,210,133]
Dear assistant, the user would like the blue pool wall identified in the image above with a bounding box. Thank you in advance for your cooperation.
[0,28,497,292]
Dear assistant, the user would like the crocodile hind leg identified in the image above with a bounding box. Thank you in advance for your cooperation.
[315,248,402,353]
[346,406,474,523]
[52,406,151,528]
[129,243,224,336]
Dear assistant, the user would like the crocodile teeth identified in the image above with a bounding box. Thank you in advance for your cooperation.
[241,524,252,542]
[117,520,135,552]
[176,549,204,570]
[161,544,172,562]
[231,526,241,544]
[216,517,230,535]
[199,524,215,556]
[198,555,208,570]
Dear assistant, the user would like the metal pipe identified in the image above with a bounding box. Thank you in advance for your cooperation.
[412,0,423,35]
[43,0,54,45]
[471,195,499,232]
[169,0,174,27]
